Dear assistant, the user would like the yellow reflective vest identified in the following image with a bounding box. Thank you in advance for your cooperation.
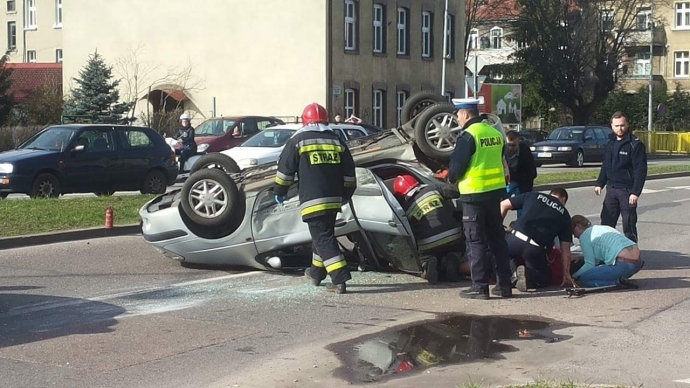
[457,122,506,194]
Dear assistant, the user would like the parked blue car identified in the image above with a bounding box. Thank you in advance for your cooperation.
[0,124,178,198]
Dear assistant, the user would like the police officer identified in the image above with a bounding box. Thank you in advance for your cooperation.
[499,188,575,293]
[595,111,647,243]
[392,175,467,284]
[448,98,513,299]
[274,102,357,294]
[172,113,197,173]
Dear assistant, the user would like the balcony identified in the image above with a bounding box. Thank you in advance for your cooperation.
[623,27,666,47]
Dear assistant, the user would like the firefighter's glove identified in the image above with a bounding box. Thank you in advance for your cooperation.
[275,195,286,206]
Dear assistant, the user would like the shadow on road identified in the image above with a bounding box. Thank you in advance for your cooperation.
[641,250,690,270]
[0,292,124,349]
[0,286,43,291]
[638,201,683,216]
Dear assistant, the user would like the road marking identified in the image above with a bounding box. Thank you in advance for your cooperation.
[641,188,670,194]
[673,198,690,203]
[674,378,690,384]
[667,186,690,190]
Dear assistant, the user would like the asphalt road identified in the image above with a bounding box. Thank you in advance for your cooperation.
[2,177,690,387]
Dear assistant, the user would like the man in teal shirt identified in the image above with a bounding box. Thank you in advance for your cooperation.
[571,215,644,287]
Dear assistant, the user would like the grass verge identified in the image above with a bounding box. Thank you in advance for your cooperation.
[534,164,690,185]
[0,195,156,238]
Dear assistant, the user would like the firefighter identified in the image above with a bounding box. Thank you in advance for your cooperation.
[448,98,513,299]
[273,102,357,294]
[172,113,197,173]
[392,175,467,284]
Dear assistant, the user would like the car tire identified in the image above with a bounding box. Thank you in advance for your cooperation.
[569,149,584,168]
[401,91,447,125]
[414,102,460,162]
[29,173,61,199]
[180,168,243,229]
[0,192,7,199]
[141,170,167,194]
[190,153,241,175]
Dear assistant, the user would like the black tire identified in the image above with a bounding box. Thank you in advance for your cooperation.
[180,168,243,228]
[190,153,241,175]
[569,149,584,168]
[0,192,7,199]
[141,170,167,194]
[29,173,61,198]
[413,102,459,162]
[401,91,446,125]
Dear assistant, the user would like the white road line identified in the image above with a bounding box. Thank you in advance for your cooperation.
[674,378,690,384]
[673,197,690,203]
[641,188,670,194]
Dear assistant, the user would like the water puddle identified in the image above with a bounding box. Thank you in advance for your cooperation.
[328,314,573,384]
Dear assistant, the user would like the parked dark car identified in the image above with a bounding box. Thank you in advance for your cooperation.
[0,124,178,198]
[186,116,285,153]
[530,125,613,167]
[517,129,548,147]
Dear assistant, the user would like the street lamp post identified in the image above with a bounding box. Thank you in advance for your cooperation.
[648,2,654,137]
[441,0,449,97]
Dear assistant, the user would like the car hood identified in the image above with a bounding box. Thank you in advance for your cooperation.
[222,146,283,165]
[532,140,580,148]
[0,148,57,163]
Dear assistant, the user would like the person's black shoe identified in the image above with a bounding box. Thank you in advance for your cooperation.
[491,285,514,298]
[304,267,322,286]
[325,283,347,294]
[515,265,528,292]
[459,286,490,300]
[425,256,439,285]
[619,278,639,289]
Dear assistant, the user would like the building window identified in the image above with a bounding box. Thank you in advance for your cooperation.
[469,28,479,50]
[397,7,409,56]
[676,51,690,77]
[344,88,358,119]
[372,90,385,128]
[7,0,15,12]
[344,0,358,51]
[636,7,651,30]
[55,48,62,63]
[677,2,690,29]
[7,21,15,49]
[27,50,36,63]
[421,11,433,58]
[490,27,503,49]
[601,9,614,32]
[396,91,408,127]
[25,0,36,28]
[445,14,454,59]
[634,52,651,76]
[373,3,385,53]
[54,0,61,27]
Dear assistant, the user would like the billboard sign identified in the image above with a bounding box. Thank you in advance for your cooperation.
[468,83,522,125]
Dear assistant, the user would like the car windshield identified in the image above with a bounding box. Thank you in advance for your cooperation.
[548,127,583,140]
[240,129,296,148]
[18,126,77,152]
[194,119,236,137]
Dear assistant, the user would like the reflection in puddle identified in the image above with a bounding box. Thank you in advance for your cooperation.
[329,314,573,384]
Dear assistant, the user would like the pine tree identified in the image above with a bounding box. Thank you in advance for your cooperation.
[64,51,129,122]
[0,52,15,126]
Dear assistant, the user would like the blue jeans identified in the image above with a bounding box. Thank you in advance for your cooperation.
[507,184,523,218]
[577,260,644,287]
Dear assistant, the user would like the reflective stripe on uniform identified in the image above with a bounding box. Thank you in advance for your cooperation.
[324,254,347,273]
[275,171,294,186]
[297,138,342,150]
[417,227,463,251]
[343,175,356,188]
[298,144,344,155]
[406,191,445,221]
[300,196,343,217]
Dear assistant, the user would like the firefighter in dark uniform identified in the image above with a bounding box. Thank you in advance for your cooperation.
[448,98,512,299]
[172,113,197,173]
[274,103,357,294]
[499,188,575,293]
[392,175,467,284]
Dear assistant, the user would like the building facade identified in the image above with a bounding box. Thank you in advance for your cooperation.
[2,0,63,63]
[10,0,464,128]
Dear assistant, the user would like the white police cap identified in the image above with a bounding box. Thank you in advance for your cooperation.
[452,98,480,110]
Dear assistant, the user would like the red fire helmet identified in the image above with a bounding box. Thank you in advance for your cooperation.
[302,103,329,125]
[393,175,420,197]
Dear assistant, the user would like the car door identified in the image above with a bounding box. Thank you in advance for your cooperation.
[349,167,423,273]
[113,127,156,190]
[62,127,117,191]
[592,127,608,162]
[582,128,599,162]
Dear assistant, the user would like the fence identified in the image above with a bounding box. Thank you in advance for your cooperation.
[632,131,690,154]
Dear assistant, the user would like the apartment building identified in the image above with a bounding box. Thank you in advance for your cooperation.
[59,0,464,128]
[1,0,63,63]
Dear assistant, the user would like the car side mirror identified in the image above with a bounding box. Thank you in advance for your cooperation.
[73,145,85,152]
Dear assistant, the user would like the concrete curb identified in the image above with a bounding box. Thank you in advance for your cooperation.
[3,171,690,250]
[0,224,142,250]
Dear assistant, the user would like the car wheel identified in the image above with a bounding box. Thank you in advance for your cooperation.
[401,91,447,125]
[180,168,242,228]
[413,102,460,162]
[570,150,584,168]
[0,192,7,199]
[141,170,167,194]
[190,153,241,175]
[29,173,61,199]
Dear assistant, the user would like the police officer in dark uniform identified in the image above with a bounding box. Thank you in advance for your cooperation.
[274,102,357,294]
[392,174,466,283]
[448,98,513,299]
[172,113,197,173]
[499,188,575,293]
[595,111,647,243]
